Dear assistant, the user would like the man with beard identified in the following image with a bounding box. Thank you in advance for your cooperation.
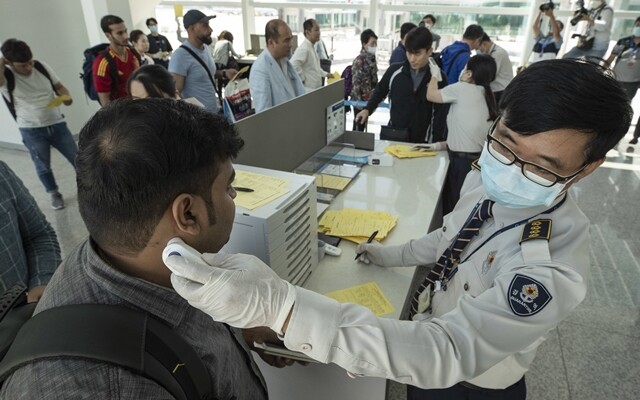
[93,15,140,106]
[169,10,237,113]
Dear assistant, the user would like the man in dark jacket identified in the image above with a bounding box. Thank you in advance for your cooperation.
[355,27,447,143]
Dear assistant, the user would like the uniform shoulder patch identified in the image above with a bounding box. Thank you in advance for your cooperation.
[507,274,552,317]
[471,159,481,171]
[519,219,552,244]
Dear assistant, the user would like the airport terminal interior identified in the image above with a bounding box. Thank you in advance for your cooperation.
[1,0,639,399]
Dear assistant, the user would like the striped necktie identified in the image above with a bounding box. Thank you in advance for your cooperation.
[410,199,495,317]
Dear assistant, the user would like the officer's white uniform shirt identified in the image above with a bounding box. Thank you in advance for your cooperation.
[283,166,589,390]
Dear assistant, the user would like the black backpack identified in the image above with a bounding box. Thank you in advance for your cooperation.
[80,44,141,103]
[0,285,213,400]
[1,60,56,120]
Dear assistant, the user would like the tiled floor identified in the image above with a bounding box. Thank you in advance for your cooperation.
[1,128,638,399]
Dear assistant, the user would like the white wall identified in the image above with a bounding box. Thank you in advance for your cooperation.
[0,0,142,148]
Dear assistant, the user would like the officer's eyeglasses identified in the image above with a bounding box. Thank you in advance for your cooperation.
[486,117,587,188]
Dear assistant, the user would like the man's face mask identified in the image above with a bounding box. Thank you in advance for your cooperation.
[149,25,158,33]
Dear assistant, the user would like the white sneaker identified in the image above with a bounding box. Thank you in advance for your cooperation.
[51,192,65,210]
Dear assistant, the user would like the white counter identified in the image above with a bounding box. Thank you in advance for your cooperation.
[255,140,448,399]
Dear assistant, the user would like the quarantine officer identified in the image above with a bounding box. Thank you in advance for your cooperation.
[162,60,632,400]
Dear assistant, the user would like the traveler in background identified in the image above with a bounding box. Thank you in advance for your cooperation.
[420,14,441,50]
[291,19,329,92]
[356,27,447,143]
[440,24,484,84]
[529,6,563,64]
[130,30,154,66]
[128,64,176,98]
[607,17,640,144]
[0,39,77,210]
[427,54,498,214]
[146,17,173,68]
[93,15,140,106]
[0,160,61,301]
[169,10,237,114]
[563,0,613,60]
[212,30,241,71]
[250,19,305,113]
[390,22,418,64]
[477,34,513,104]
[350,29,379,131]
[315,38,332,81]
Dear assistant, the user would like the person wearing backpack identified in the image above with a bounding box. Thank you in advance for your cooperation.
[355,27,448,143]
[92,15,140,106]
[0,39,77,210]
[439,24,484,84]
[0,99,279,399]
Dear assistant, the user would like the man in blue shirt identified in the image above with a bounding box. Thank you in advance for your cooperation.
[169,9,237,113]
[390,23,417,64]
[440,24,484,84]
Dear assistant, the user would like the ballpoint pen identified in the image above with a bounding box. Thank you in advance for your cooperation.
[233,187,254,193]
[354,230,379,260]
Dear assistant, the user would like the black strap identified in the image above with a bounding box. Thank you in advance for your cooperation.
[180,45,218,92]
[2,60,57,121]
[99,49,119,101]
[0,304,213,400]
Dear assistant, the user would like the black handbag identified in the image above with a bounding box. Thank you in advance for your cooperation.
[380,125,410,142]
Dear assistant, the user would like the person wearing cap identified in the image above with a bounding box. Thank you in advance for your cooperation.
[169,9,237,113]
[250,19,305,113]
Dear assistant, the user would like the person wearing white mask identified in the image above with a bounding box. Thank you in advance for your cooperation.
[562,0,613,60]
[349,29,378,131]
[607,16,640,144]
[420,14,441,50]
[146,17,173,68]
[162,60,632,400]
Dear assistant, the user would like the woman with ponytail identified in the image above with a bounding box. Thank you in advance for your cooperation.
[427,53,498,214]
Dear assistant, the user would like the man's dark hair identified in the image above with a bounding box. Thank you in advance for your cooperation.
[127,65,176,98]
[129,29,145,44]
[466,54,498,121]
[462,24,484,40]
[101,15,124,33]
[146,17,158,26]
[480,33,492,44]
[635,16,640,24]
[500,60,632,164]
[0,39,32,63]
[76,99,244,254]
[404,27,433,52]
[423,14,437,25]
[360,29,378,46]
[303,19,316,34]
[400,23,418,40]
[265,19,286,43]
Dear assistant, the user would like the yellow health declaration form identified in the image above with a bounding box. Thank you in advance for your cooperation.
[325,281,395,316]
[233,170,290,210]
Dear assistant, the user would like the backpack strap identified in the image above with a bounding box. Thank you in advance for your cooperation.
[0,304,213,400]
[33,61,57,94]
[2,67,17,120]
[98,48,119,101]
[179,45,218,92]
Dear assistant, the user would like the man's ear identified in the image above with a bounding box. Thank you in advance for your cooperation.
[427,47,434,57]
[171,193,202,237]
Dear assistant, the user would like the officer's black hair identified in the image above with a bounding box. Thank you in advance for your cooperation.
[466,55,498,121]
[146,17,158,27]
[404,27,433,52]
[499,59,632,164]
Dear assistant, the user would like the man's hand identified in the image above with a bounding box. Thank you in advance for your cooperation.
[355,109,370,124]
[164,253,295,332]
[225,69,238,80]
[355,241,406,267]
[27,285,47,303]
[428,58,442,82]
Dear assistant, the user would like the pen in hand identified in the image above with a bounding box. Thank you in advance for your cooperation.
[354,230,379,260]
[233,187,254,193]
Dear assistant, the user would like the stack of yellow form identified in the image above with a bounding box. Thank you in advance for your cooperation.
[318,208,397,243]
[384,145,436,159]
[233,170,290,210]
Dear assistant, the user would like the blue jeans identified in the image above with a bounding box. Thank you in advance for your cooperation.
[19,122,78,193]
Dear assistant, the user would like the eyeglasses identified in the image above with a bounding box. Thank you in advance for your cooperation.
[486,118,587,187]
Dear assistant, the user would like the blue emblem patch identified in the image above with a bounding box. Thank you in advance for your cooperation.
[507,274,552,317]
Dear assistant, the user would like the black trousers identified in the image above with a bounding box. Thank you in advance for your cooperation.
[442,151,479,216]
[619,82,640,139]
[407,376,526,400]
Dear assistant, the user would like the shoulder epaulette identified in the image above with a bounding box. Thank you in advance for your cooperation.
[519,219,552,244]
[471,159,481,171]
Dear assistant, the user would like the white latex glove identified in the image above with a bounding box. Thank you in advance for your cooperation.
[429,58,442,82]
[411,142,445,152]
[165,252,296,333]
[355,241,407,267]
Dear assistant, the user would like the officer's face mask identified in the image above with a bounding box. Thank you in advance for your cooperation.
[367,46,377,55]
[478,146,574,209]
[633,27,640,37]
[149,25,158,33]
